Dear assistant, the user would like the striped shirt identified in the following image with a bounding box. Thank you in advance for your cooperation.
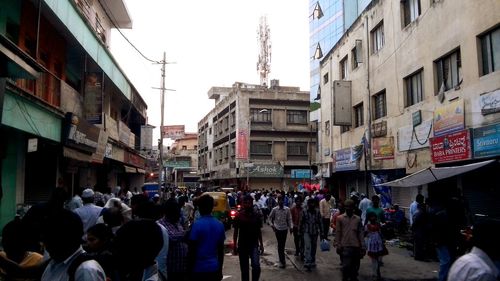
[269,206,292,231]
[299,208,323,236]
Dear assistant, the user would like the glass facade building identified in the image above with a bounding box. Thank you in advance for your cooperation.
[309,0,371,101]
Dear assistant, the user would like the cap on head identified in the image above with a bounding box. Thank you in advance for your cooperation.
[81,188,95,199]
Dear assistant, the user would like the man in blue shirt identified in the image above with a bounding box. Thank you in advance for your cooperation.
[188,194,226,281]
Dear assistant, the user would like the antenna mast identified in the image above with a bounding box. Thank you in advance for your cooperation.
[257,16,271,87]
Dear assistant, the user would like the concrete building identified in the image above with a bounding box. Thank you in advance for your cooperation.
[165,133,199,189]
[318,0,500,217]
[0,0,148,228]
[198,81,316,191]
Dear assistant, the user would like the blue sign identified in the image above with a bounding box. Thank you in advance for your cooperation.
[371,173,392,209]
[291,169,311,179]
[335,147,360,172]
[473,123,500,158]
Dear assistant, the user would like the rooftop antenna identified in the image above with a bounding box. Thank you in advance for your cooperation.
[257,16,271,87]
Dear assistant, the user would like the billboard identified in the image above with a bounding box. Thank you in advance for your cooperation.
[236,129,248,160]
[372,137,395,160]
[161,125,185,140]
[333,80,352,126]
[433,99,465,137]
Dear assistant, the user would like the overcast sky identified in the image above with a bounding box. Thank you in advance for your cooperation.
[110,0,310,142]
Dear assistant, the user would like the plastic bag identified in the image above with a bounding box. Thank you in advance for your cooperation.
[320,239,330,251]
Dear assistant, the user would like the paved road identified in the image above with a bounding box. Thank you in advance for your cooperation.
[222,223,439,281]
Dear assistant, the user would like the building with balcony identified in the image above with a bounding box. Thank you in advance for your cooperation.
[164,133,199,189]
[0,0,149,228]
[318,0,500,217]
[198,80,316,191]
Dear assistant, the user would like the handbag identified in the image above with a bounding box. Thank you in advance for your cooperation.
[320,239,331,252]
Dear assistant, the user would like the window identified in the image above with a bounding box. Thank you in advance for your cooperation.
[371,22,385,54]
[182,145,187,150]
[340,56,348,80]
[250,108,271,123]
[351,47,359,69]
[323,73,329,84]
[287,110,307,124]
[402,0,420,27]
[287,142,308,156]
[354,103,364,128]
[341,126,350,133]
[435,49,462,92]
[209,127,212,134]
[325,121,330,136]
[250,141,272,155]
[480,26,500,76]
[405,70,424,107]
[372,90,387,119]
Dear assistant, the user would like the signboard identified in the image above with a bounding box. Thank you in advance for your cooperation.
[291,169,312,179]
[398,119,432,151]
[124,151,145,168]
[161,125,185,140]
[479,89,500,115]
[62,113,100,154]
[412,110,422,127]
[248,164,284,178]
[473,123,500,158]
[236,130,248,160]
[433,99,465,137]
[83,72,103,124]
[91,130,108,163]
[164,160,191,168]
[372,137,395,160]
[140,125,154,150]
[334,147,360,172]
[429,129,471,164]
[333,80,352,126]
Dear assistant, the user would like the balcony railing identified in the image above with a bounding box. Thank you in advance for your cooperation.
[75,0,107,44]
[15,71,61,108]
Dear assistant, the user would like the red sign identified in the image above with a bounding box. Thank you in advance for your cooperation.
[236,130,248,160]
[124,151,146,168]
[161,125,185,140]
[429,129,471,164]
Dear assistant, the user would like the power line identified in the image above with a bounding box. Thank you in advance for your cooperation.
[97,0,159,64]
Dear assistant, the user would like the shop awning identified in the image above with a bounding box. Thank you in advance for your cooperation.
[63,147,92,162]
[124,165,137,173]
[376,160,495,187]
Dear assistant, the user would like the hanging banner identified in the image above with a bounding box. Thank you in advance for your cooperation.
[433,99,465,137]
[161,125,185,140]
[236,129,248,160]
[371,173,392,209]
[372,137,395,160]
[83,72,103,124]
[429,129,472,164]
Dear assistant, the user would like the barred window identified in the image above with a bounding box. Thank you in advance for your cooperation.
[287,142,308,156]
[404,70,423,107]
[354,103,364,128]
[480,26,500,76]
[372,90,387,119]
[250,141,272,155]
[250,108,271,123]
[287,110,307,124]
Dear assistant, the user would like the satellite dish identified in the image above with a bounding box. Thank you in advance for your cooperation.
[437,82,445,103]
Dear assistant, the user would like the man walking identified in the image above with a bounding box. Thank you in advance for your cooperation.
[290,196,304,258]
[334,199,365,281]
[233,195,264,281]
[358,194,372,225]
[300,198,323,271]
[73,188,103,234]
[319,194,332,240]
[268,194,292,268]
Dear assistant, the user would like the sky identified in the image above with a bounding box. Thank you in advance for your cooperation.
[110,0,311,142]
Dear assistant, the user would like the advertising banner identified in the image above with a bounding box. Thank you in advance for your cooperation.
[479,89,500,115]
[433,99,465,137]
[334,147,360,172]
[161,125,185,140]
[429,129,471,164]
[371,173,392,209]
[83,72,103,124]
[473,123,500,158]
[236,130,248,160]
[372,137,395,160]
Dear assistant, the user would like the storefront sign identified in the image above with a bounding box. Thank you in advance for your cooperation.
[164,160,191,168]
[124,151,145,169]
[433,99,465,137]
[91,130,108,164]
[372,137,395,160]
[291,169,311,179]
[63,113,99,154]
[473,123,500,158]
[248,164,284,178]
[479,89,500,115]
[398,119,432,151]
[334,147,360,172]
[161,125,185,140]
[83,72,103,124]
[429,129,471,164]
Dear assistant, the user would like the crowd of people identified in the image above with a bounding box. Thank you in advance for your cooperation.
[0,185,498,281]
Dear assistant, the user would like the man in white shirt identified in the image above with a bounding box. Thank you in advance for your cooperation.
[447,220,499,281]
[409,194,424,226]
[358,194,372,225]
[319,194,332,240]
[74,189,103,234]
[41,209,105,281]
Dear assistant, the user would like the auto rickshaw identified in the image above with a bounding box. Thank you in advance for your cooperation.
[203,191,231,229]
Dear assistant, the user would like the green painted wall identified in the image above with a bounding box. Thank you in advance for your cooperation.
[0,131,23,231]
[44,0,132,100]
[2,90,61,142]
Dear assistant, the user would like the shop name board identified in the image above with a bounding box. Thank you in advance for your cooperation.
[473,123,500,158]
[291,169,311,179]
[249,164,284,178]
[334,147,360,171]
[429,129,471,164]
[164,160,191,168]
[63,113,100,154]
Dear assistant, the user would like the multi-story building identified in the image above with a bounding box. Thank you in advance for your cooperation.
[0,0,149,228]
[318,0,500,217]
[198,81,316,191]
[309,0,372,101]
[165,133,199,189]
